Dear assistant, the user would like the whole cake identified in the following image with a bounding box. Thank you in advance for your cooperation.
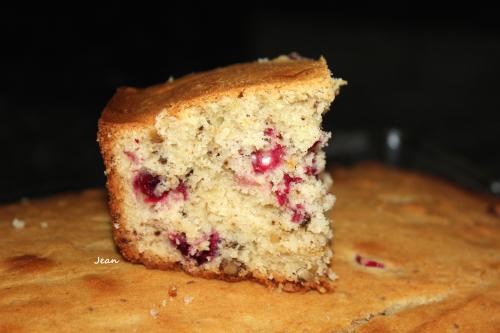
[98,55,346,291]
[1,164,499,332]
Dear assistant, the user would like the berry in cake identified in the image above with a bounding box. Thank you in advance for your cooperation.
[98,55,346,291]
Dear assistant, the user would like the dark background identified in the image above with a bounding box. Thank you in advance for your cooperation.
[2,7,500,202]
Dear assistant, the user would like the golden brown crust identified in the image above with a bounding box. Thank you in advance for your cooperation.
[1,163,500,332]
[131,252,332,293]
[100,57,333,125]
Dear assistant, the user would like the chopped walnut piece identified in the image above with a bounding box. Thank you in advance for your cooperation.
[220,259,244,276]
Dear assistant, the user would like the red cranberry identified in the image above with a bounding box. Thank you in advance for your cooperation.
[274,173,303,206]
[272,174,311,224]
[304,165,318,176]
[355,254,385,268]
[264,127,283,139]
[251,145,285,173]
[133,172,169,203]
[304,140,322,176]
[264,128,274,137]
[284,173,303,189]
[275,191,288,206]
[168,231,219,266]
[290,204,311,225]
[168,232,190,257]
[124,151,139,163]
[304,155,319,175]
[134,172,189,203]
[174,181,188,200]
[193,232,219,265]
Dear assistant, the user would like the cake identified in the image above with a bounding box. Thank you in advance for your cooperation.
[2,163,499,332]
[97,55,346,291]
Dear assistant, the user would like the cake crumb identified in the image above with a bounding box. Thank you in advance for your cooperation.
[149,308,159,319]
[161,299,168,307]
[183,295,194,305]
[168,285,177,298]
[40,222,48,229]
[328,269,338,281]
[113,223,120,229]
[317,286,327,294]
[12,218,26,229]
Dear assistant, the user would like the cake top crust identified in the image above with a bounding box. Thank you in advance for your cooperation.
[101,57,337,125]
[1,163,500,332]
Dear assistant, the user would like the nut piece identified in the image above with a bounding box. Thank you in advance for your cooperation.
[297,268,313,282]
[149,131,164,143]
[219,259,245,276]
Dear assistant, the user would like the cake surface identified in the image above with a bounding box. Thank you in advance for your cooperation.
[1,163,500,332]
[98,56,345,291]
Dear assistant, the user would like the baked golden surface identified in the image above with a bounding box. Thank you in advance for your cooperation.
[100,57,334,125]
[1,163,499,332]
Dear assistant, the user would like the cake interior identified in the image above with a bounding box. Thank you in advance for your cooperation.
[111,88,337,285]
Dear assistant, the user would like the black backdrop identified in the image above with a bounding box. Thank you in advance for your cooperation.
[1,7,499,202]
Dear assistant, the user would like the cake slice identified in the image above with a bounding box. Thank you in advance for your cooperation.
[98,55,345,291]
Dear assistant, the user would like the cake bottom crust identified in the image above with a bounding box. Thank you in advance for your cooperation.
[114,227,332,293]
